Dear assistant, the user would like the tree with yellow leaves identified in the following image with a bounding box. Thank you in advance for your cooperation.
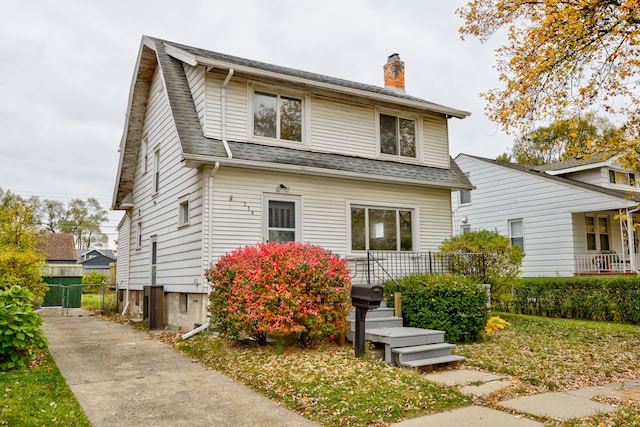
[503,113,624,164]
[458,0,640,167]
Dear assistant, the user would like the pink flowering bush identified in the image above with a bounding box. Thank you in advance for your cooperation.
[205,242,352,347]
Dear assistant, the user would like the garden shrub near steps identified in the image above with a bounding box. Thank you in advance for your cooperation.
[205,242,352,348]
[383,274,488,343]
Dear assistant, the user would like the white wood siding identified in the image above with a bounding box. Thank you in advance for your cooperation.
[204,74,247,141]
[116,213,130,287]
[203,75,452,168]
[183,64,206,129]
[452,154,634,277]
[125,67,205,292]
[309,97,376,157]
[562,169,605,186]
[210,167,452,262]
[422,115,450,168]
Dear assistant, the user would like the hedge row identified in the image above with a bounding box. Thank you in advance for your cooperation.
[383,274,488,343]
[500,277,640,324]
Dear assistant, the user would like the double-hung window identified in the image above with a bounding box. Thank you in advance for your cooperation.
[586,215,610,251]
[253,91,302,142]
[508,219,524,251]
[351,206,413,251]
[379,113,416,158]
[178,195,190,227]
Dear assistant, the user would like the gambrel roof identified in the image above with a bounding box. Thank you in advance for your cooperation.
[113,36,473,209]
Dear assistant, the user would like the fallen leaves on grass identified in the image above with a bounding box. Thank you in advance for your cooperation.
[175,336,470,426]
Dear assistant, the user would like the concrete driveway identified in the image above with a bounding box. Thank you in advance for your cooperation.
[41,310,318,427]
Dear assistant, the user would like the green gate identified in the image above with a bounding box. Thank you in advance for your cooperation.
[43,276,83,308]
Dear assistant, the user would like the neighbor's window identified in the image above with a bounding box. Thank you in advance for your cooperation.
[461,225,471,235]
[178,196,190,227]
[253,91,302,142]
[142,137,149,173]
[379,113,416,158]
[351,206,413,251]
[586,215,610,251]
[609,169,637,187]
[508,219,524,251]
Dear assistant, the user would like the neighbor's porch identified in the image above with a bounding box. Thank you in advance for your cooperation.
[572,208,639,275]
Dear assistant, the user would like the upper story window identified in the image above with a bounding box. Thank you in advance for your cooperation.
[379,113,416,158]
[253,91,302,142]
[609,169,636,187]
[142,137,149,173]
[153,149,160,194]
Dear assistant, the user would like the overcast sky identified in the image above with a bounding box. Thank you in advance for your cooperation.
[0,0,512,248]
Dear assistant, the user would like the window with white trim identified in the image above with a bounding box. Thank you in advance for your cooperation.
[459,173,471,204]
[508,219,524,251]
[609,169,636,187]
[461,225,471,235]
[178,195,190,227]
[379,113,416,158]
[142,137,149,173]
[150,236,157,285]
[136,221,142,249]
[585,215,610,251]
[350,205,413,251]
[153,149,160,193]
[253,91,302,142]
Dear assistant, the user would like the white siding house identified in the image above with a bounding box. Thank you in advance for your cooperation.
[452,154,640,277]
[112,36,472,330]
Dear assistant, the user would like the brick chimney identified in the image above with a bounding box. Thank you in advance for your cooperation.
[384,53,405,92]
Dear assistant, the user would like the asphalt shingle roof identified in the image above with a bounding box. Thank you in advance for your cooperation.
[113,36,474,208]
[460,154,640,202]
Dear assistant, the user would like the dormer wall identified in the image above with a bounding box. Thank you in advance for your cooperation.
[183,63,451,170]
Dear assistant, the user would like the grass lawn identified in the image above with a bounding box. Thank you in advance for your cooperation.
[0,352,90,426]
[169,313,640,427]
[81,290,117,313]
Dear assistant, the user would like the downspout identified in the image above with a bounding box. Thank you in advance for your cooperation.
[182,162,220,340]
[221,68,234,159]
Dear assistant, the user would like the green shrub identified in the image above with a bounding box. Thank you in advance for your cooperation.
[506,276,640,323]
[82,270,107,294]
[0,285,48,371]
[439,230,523,302]
[205,242,352,347]
[384,274,488,343]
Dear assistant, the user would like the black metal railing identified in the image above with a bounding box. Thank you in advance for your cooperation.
[366,250,488,285]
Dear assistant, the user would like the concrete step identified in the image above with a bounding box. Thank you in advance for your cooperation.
[347,316,403,331]
[392,343,456,365]
[361,327,445,363]
[398,354,466,368]
[347,307,395,320]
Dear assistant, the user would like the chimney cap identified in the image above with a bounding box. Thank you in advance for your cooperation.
[387,53,401,62]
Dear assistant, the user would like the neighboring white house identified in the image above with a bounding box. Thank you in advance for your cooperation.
[452,154,640,278]
[112,36,473,330]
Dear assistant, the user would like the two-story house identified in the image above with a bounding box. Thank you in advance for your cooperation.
[452,154,640,278]
[112,36,472,330]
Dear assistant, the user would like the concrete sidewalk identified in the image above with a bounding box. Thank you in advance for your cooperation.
[40,310,318,427]
[392,369,640,426]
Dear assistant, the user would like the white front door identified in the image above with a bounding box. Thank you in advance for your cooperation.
[264,194,300,243]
